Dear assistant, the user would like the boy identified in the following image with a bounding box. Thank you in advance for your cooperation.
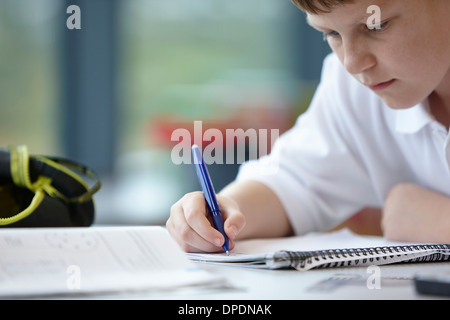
[166,0,450,253]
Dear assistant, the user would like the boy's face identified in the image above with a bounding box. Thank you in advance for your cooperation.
[307,0,450,109]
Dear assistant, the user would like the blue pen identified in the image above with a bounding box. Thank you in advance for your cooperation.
[191,144,229,255]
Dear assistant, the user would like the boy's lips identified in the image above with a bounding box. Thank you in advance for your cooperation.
[367,79,396,91]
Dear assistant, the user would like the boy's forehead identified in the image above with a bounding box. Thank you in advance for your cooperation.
[305,3,364,29]
[296,0,391,13]
[305,0,391,28]
[292,0,353,14]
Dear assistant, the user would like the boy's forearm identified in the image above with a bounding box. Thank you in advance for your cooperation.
[219,180,293,240]
[382,183,450,243]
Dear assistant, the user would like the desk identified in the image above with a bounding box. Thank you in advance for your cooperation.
[96,261,450,300]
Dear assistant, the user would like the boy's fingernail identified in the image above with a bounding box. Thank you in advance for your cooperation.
[214,238,222,247]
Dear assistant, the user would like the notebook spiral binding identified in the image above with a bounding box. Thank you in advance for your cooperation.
[273,244,450,271]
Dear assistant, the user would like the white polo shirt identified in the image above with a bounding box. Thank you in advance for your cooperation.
[236,53,450,235]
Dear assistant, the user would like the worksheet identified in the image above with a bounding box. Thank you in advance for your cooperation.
[0,226,222,298]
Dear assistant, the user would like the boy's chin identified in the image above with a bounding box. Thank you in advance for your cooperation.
[379,96,421,110]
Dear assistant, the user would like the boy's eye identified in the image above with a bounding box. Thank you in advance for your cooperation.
[322,30,340,41]
[321,20,390,42]
[366,21,389,32]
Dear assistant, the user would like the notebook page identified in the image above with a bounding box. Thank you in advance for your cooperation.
[0,226,222,297]
[234,229,405,254]
[187,229,421,266]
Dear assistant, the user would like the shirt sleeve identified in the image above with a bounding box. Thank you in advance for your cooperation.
[236,53,379,235]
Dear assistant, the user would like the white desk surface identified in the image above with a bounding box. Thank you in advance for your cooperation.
[96,261,450,300]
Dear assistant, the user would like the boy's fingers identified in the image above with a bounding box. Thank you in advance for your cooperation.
[181,193,226,245]
[167,193,225,252]
[167,192,245,252]
[218,198,246,240]
[222,209,246,240]
[167,211,221,252]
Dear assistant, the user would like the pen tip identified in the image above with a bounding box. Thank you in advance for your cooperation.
[226,250,229,255]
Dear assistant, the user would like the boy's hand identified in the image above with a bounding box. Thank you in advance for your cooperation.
[382,183,450,243]
[166,192,246,253]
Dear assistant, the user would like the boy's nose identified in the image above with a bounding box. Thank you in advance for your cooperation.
[342,40,376,75]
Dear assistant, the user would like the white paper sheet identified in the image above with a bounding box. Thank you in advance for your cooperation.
[0,226,223,298]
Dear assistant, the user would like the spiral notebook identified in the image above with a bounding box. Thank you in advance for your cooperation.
[188,229,450,271]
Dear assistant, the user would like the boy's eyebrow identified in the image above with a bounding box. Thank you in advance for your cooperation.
[305,15,328,31]
[305,12,386,32]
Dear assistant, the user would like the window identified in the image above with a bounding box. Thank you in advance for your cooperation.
[109,0,300,224]
[119,0,296,152]
[0,0,61,155]
[0,0,330,225]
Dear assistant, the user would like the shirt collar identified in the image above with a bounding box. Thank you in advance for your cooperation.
[395,100,435,134]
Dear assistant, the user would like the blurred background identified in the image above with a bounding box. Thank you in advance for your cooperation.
[0,0,330,225]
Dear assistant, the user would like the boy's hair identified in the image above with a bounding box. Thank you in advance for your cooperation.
[291,0,352,14]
